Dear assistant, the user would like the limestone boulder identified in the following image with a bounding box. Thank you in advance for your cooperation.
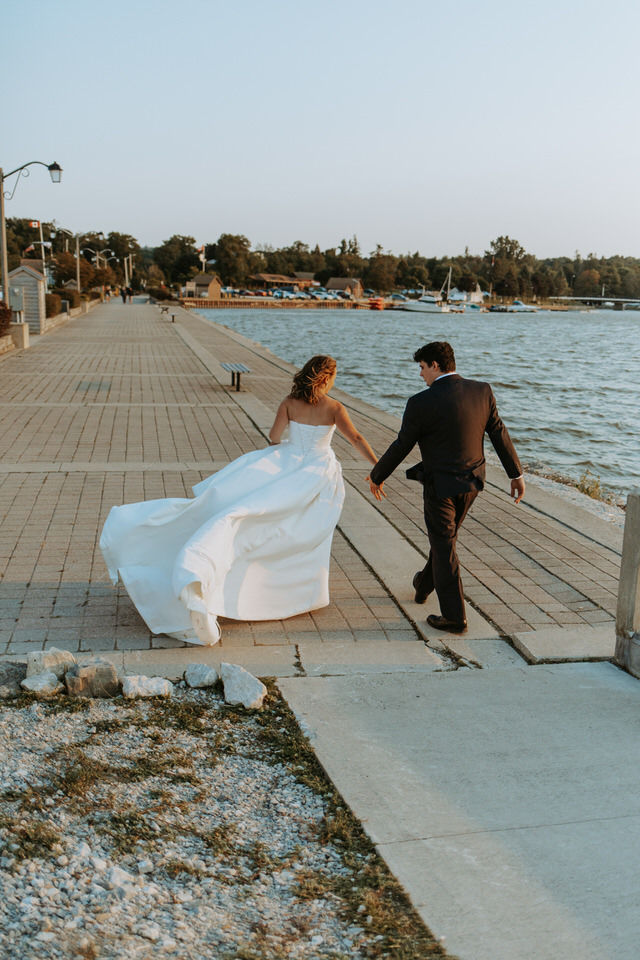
[184,662,219,689]
[21,672,64,697]
[27,647,76,680]
[220,663,267,709]
[122,676,173,699]
[65,658,120,698]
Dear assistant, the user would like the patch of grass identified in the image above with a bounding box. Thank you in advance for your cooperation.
[1,692,90,713]
[201,821,237,857]
[50,749,118,799]
[100,807,170,853]
[261,684,456,959]
[149,698,214,735]
[0,814,62,861]
[250,681,333,796]
[163,858,204,878]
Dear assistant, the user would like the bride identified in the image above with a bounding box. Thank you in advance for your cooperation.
[100,355,380,646]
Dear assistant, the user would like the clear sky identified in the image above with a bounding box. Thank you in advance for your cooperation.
[3,0,640,259]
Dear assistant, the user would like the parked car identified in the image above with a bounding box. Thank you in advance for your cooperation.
[363,289,376,296]
[390,293,408,301]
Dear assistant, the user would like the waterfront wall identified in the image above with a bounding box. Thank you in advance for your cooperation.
[179,298,372,310]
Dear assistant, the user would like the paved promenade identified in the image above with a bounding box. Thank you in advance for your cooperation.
[2,298,637,960]
[0,297,622,669]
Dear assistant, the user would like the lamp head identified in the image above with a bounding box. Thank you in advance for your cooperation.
[48,162,62,183]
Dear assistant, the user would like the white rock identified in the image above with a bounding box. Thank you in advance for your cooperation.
[65,658,120,698]
[21,672,64,697]
[184,662,219,689]
[75,842,92,859]
[220,663,267,709]
[122,676,173,699]
[36,931,56,943]
[105,865,135,888]
[91,857,107,872]
[137,859,154,874]
[26,647,76,679]
[139,923,161,941]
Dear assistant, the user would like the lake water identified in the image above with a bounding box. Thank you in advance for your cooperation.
[197,307,639,497]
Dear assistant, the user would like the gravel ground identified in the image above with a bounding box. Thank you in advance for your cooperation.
[0,684,449,960]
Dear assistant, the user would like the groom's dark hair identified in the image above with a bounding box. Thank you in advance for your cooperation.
[413,341,456,372]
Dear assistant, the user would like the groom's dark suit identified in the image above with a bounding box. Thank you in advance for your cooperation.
[369,374,522,623]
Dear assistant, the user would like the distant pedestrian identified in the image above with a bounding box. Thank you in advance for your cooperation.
[120,287,127,304]
[127,287,133,304]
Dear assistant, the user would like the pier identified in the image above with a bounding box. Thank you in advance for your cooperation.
[1,297,638,960]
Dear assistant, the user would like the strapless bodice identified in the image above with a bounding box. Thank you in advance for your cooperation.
[287,421,336,455]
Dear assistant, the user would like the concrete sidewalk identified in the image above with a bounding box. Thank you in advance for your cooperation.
[280,662,640,960]
[0,297,633,959]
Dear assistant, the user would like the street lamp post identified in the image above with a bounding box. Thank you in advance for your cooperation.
[83,247,113,270]
[0,161,62,305]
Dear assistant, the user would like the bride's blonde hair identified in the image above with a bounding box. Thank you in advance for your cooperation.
[289,355,337,405]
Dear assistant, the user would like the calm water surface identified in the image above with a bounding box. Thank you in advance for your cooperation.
[198,307,639,496]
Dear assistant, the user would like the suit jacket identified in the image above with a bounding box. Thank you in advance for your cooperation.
[369,374,522,498]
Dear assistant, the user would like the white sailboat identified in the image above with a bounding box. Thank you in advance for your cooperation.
[399,268,465,314]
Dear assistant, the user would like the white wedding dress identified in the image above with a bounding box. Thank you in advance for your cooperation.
[100,422,345,644]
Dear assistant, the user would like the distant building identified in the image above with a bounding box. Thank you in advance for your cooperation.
[184,273,222,300]
[249,273,300,290]
[293,272,317,288]
[8,264,46,334]
[326,277,363,299]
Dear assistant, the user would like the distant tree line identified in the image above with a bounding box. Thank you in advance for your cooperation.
[8,218,640,299]
[151,233,640,299]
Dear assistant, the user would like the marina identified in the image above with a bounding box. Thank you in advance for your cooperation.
[197,305,639,497]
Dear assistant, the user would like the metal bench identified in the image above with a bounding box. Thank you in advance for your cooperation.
[159,305,170,315]
[220,362,251,392]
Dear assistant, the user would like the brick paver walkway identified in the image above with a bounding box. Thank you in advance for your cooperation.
[0,299,621,659]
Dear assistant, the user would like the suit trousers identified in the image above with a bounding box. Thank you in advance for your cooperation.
[416,479,478,622]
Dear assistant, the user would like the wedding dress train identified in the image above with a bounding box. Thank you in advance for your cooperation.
[100,422,345,644]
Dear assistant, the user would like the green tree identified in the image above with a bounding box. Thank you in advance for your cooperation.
[486,236,527,262]
[153,235,199,285]
[363,245,398,293]
[574,268,601,297]
[206,234,264,286]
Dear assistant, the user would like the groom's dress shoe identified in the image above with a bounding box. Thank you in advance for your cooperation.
[427,614,468,634]
[412,571,431,605]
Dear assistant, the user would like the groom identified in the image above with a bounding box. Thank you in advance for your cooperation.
[367,341,524,634]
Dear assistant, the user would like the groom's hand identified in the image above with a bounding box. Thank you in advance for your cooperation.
[511,477,525,504]
[366,475,386,501]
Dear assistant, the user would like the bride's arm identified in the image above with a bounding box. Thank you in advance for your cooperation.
[268,400,290,444]
[334,403,378,467]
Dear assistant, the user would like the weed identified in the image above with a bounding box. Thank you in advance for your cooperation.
[51,749,117,799]
[100,808,170,853]
[201,821,237,857]
[1,692,89,713]
[163,859,203,878]
[577,470,604,500]
[0,815,62,861]
[149,698,213,735]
